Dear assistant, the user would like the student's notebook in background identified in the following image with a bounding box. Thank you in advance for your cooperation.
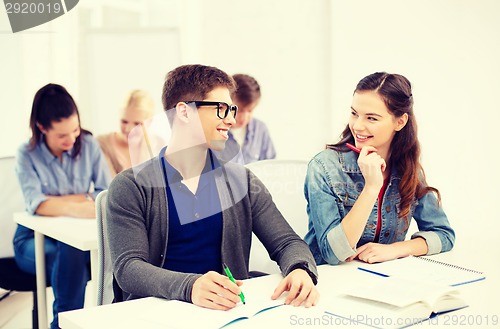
[325,275,468,329]
[358,255,485,286]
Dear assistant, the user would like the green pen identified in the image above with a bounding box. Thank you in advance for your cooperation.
[223,263,246,304]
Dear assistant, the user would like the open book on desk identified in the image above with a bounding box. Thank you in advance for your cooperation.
[358,255,485,286]
[144,298,283,328]
[139,274,285,328]
[326,276,468,329]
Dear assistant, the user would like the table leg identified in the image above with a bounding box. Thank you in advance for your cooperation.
[89,249,98,307]
[34,231,48,329]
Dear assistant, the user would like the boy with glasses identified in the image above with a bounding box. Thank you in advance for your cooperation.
[106,64,319,310]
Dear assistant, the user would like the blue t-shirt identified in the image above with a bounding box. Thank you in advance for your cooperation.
[161,149,223,274]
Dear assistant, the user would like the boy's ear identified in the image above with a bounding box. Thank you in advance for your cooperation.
[395,113,408,131]
[175,102,190,122]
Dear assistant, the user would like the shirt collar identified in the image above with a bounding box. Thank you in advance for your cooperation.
[39,135,73,164]
[245,119,256,141]
[160,146,221,184]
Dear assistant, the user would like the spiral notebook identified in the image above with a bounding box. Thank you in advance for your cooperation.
[358,256,485,286]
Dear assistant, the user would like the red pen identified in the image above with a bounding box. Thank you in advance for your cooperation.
[346,143,361,153]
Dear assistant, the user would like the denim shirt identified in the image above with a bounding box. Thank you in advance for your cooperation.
[13,133,111,243]
[304,149,455,265]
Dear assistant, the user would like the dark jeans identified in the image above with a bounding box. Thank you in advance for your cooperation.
[14,236,90,329]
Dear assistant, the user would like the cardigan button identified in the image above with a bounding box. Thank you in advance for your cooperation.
[385,206,391,212]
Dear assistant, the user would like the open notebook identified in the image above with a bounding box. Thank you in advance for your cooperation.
[142,298,284,328]
[139,274,285,328]
[326,276,468,329]
[357,255,485,286]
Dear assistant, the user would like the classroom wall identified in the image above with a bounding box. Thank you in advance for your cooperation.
[0,0,332,162]
[0,7,80,158]
[197,0,332,161]
[1,0,499,243]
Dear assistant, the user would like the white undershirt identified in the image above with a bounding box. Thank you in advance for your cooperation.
[230,127,247,147]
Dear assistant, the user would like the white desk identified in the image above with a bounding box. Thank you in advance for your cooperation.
[59,251,499,329]
[13,211,98,329]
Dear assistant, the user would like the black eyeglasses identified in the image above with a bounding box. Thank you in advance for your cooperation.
[185,101,238,119]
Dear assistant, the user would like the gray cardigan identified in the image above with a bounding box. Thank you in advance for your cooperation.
[106,155,317,303]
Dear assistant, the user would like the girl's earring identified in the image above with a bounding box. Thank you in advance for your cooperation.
[36,123,45,134]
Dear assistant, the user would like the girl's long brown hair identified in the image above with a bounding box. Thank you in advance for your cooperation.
[29,84,90,158]
[327,72,440,221]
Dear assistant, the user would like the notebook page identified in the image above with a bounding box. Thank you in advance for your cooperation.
[139,298,284,328]
[325,294,431,329]
[138,274,285,328]
[342,275,460,308]
[358,256,485,286]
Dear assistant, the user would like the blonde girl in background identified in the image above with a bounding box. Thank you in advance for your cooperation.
[97,90,156,177]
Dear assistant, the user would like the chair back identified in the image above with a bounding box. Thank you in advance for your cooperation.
[245,159,309,274]
[0,156,25,258]
[96,190,114,305]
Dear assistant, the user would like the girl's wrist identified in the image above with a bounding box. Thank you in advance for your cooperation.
[361,185,380,198]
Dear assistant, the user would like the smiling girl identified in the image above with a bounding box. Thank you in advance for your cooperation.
[97,90,155,177]
[304,72,455,265]
[14,83,111,328]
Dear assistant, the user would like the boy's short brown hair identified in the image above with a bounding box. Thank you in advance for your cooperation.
[162,64,236,111]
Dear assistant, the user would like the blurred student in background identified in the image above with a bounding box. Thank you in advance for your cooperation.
[304,72,455,266]
[14,83,111,329]
[226,74,276,164]
[97,90,155,177]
